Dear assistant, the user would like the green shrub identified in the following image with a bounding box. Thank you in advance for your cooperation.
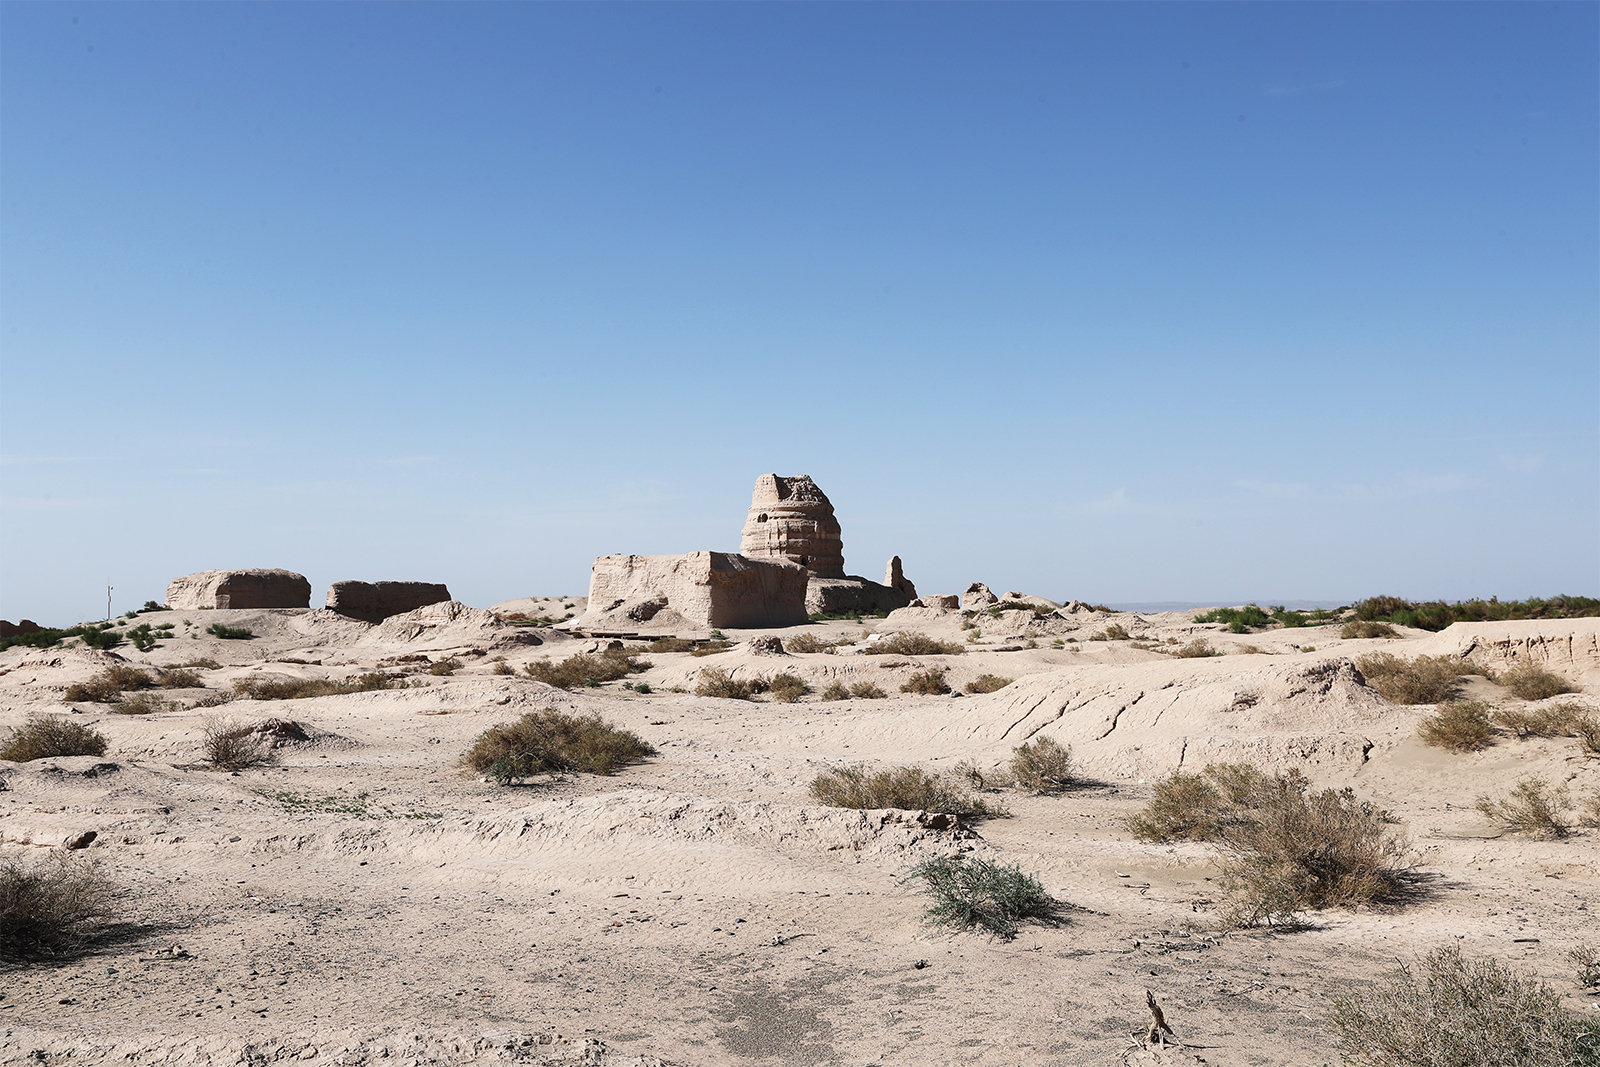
[695,667,761,700]
[524,648,649,689]
[1341,621,1400,639]
[0,855,117,958]
[900,856,1060,941]
[766,672,810,703]
[862,631,964,656]
[201,715,274,771]
[1128,763,1408,927]
[809,764,997,817]
[206,623,254,640]
[900,667,951,695]
[0,715,110,761]
[1353,593,1600,632]
[1193,605,1273,632]
[1475,777,1570,838]
[461,709,654,784]
[1418,700,1495,752]
[1355,653,1464,704]
[964,674,1012,694]
[1328,944,1600,1067]
[1500,664,1575,701]
[1008,736,1073,793]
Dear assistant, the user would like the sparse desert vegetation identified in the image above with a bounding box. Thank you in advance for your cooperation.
[200,715,275,770]
[820,681,887,700]
[232,672,409,700]
[525,648,650,689]
[1355,652,1465,704]
[1418,700,1495,752]
[900,855,1060,941]
[461,709,655,785]
[1498,662,1576,701]
[861,632,965,656]
[1006,736,1073,793]
[900,667,951,695]
[0,714,110,761]
[963,673,1012,694]
[1340,620,1399,639]
[1328,945,1600,1067]
[808,764,998,818]
[0,854,117,958]
[1474,776,1570,838]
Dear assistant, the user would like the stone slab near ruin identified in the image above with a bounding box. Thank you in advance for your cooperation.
[326,580,453,624]
[584,552,808,629]
[739,474,847,578]
[165,569,312,610]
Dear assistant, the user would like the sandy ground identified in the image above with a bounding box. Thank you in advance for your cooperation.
[2,601,1598,1065]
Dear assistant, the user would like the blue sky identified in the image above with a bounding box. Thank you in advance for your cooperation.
[3,2,1596,624]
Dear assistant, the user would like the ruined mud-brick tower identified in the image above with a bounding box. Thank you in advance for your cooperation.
[739,474,847,578]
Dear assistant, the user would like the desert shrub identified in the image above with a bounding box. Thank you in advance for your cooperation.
[1499,664,1575,701]
[861,631,964,656]
[77,627,122,651]
[232,672,402,700]
[1475,777,1569,838]
[1418,700,1495,752]
[200,715,274,770]
[461,709,655,784]
[1355,653,1464,704]
[694,667,761,700]
[964,674,1012,694]
[1089,622,1131,641]
[993,600,1059,618]
[63,664,159,702]
[0,715,110,762]
[0,854,117,958]
[766,672,810,703]
[491,661,515,676]
[1584,792,1600,829]
[900,856,1059,941]
[1353,593,1600,631]
[1328,944,1600,1067]
[1341,621,1400,639]
[205,623,254,640]
[1572,945,1600,989]
[1008,736,1073,794]
[1494,702,1587,739]
[785,633,847,654]
[689,640,735,657]
[168,658,222,669]
[1193,605,1273,632]
[1129,763,1407,927]
[113,692,175,715]
[427,658,460,676]
[900,667,951,695]
[809,764,997,817]
[849,682,887,699]
[158,668,203,689]
[1577,714,1600,757]
[819,682,850,701]
[641,637,696,653]
[524,648,649,689]
[1171,639,1217,659]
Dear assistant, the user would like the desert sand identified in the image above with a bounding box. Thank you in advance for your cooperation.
[2,597,1598,1065]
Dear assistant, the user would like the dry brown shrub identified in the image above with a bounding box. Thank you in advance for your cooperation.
[0,715,110,761]
[695,667,761,700]
[0,854,116,958]
[1576,714,1600,757]
[200,715,273,771]
[964,674,1013,694]
[1171,639,1217,659]
[785,633,847,654]
[1340,621,1399,639]
[819,682,850,701]
[461,708,655,784]
[427,658,460,676]
[809,764,999,817]
[64,664,158,702]
[766,672,810,703]
[862,632,965,656]
[1494,701,1588,739]
[1355,653,1464,704]
[112,692,176,716]
[900,667,951,695]
[524,648,649,689]
[158,668,203,689]
[1008,736,1073,794]
[849,682,887,699]
[1418,700,1494,752]
[1475,777,1570,838]
[1500,663,1576,701]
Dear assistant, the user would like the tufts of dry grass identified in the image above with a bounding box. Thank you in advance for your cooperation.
[1008,736,1073,794]
[820,681,887,701]
[765,672,810,703]
[861,632,964,656]
[200,715,274,771]
[1128,763,1409,928]
[1171,639,1218,659]
[784,633,850,654]
[808,764,999,817]
[0,715,110,762]
[963,674,1013,694]
[1475,776,1569,838]
[1493,701,1590,739]
[232,672,406,701]
[1499,663,1576,701]
[461,708,655,785]
[63,664,159,703]
[1355,653,1465,705]
[1417,700,1495,752]
[695,667,762,700]
[525,648,650,690]
[1328,945,1600,1067]
[113,692,177,716]
[1340,621,1400,639]
[900,667,951,695]
[0,854,117,958]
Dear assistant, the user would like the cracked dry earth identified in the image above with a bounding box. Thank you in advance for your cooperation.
[2,606,1598,1065]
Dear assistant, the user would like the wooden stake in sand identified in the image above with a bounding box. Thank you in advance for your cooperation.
[1145,990,1176,1047]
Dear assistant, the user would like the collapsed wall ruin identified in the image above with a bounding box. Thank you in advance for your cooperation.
[166,569,312,610]
[326,580,453,623]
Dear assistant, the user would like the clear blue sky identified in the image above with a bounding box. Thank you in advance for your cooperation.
[3,2,1596,625]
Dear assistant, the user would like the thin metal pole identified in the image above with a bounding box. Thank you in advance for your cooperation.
[106,585,112,621]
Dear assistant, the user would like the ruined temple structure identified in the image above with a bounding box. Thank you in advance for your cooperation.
[166,569,312,610]
[740,474,910,617]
